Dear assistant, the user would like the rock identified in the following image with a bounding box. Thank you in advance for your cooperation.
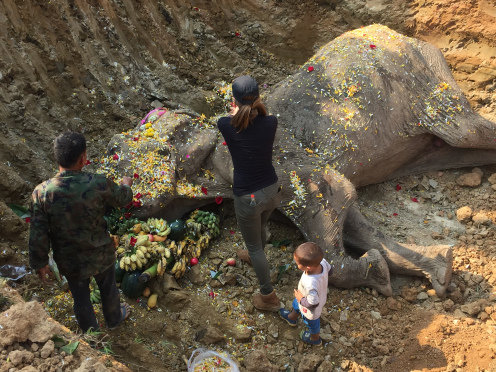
[371,311,382,320]
[19,366,37,372]
[431,232,444,240]
[488,173,496,185]
[268,323,278,338]
[456,206,473,223]
[472,167,483,177]
[8,350,34,366]
[461,302,481,316]
[317,360,334,372]
[456,172,482,187]
[401,287,418,302]
[386,297,402,311]
[30,343,39,352]
[199,326,225,344]
[298,353,324,372]
[161,274,181,291]
[443,299,455,311]
[40,340,54,359]
[339,309,349,322]
[235,274,251,287]
[243,350,277,372]
[187,265,205,285]
[479,311,489,321]
[232,326,252,343]
[472,212,492,225]
[320,332,333,343]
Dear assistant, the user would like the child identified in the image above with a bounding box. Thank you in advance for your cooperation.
[279,242,332,345]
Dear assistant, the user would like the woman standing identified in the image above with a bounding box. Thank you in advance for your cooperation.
[218,75,282,312]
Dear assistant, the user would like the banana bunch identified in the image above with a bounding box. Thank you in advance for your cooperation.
[90,287,101,304]
[119,244,154,271]
[190,210,220,238]
[170,256,187,279]
[141,218,171,236]
[185,219,202,238]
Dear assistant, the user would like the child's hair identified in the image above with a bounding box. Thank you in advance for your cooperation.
[231,97,267,131]
[294,242,324,267]
[54,131,86,168]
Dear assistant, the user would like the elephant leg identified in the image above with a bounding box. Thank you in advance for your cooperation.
[343,205,453,297]
[328,249,392,297]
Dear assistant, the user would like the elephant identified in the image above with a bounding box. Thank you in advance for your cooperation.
[97,25,496,298]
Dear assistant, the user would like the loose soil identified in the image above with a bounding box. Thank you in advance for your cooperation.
[1,0,496,371]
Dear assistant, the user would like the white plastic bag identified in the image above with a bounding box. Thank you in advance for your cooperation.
[187,348,240,372]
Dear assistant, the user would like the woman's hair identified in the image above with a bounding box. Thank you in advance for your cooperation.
[54,131,86,167]
[294,242,324,267]
[231,96,267,131]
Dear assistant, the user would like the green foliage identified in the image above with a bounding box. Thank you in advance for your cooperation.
[105,208,140,235]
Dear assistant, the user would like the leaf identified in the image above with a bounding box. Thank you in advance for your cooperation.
[210,270,222,279]
[61,341,79,355]
[51,335,67,348]
[277,263,291,282]
[7,204,30,219]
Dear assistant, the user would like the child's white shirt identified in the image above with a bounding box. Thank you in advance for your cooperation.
[297,259,332,320]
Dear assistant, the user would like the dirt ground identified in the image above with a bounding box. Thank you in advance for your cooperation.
[1,0,496,371]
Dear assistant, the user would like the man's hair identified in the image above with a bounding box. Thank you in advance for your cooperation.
[294,242,324,267]
[54,132,86,168]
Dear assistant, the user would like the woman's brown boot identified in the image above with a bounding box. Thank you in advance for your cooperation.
[252,290,280,312]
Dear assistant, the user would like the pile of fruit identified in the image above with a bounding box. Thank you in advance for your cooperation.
[112,209,221,299]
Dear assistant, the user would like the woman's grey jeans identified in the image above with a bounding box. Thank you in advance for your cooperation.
[233,182,282,295]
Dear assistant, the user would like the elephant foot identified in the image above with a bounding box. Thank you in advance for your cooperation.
[328,248,392,297]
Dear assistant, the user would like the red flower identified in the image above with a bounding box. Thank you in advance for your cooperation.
[370,44,376,49]
[130,236,137,246]
[396,184,402,191]
[132,200,142,208]
[307,66,314,72]
[133,137,139,141]
[201,186,208,195]
[24,217,31,223]
[235,32,241,37]
[113,154,119,160]
[411,197,418,202]
[208,291,216,298]
[193,6,199,11]
[135,193,142,199]
[222,141,227,146]
[85,160,91,165]
[215,196,223,205]
[124,202,133,210]
[133,173,139,179]
[124,212,132,219]
[393,213,398,216]
[229,230,235,235]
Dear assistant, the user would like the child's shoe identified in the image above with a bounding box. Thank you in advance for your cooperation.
[300,330,322,346]
[279,309,297,327]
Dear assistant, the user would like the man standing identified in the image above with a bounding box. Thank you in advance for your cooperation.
[29,131,133,332]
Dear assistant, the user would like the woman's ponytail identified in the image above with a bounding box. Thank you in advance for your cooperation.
[231,96,267,131]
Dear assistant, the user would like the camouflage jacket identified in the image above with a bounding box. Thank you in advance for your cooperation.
[29,170,133,280]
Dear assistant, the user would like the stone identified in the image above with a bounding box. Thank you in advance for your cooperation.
[268,323,278,338]
[386,297,402,311]
[472,212,492,225]
[317,360,334,372]
[461,302,481,316]
[320,332,333,343]
[243,350,277,372]
[488,173,496,185]
[8,350,34,366]
[30,343,39,352]
[298,353,324,372]
[233,326,252,343]
[456,206,473,222]
[401,287,418,302]
[40,340,54,359]
[187,265,205,285]
[472,167,483,177]
[199,326,225,344]
[417,292,429,300]
[456,172,482,187]
[443,299,455,311]
[339,309,349,322]
[371,310,382,320]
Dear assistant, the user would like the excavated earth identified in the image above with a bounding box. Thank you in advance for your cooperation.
[1,0,496,371]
